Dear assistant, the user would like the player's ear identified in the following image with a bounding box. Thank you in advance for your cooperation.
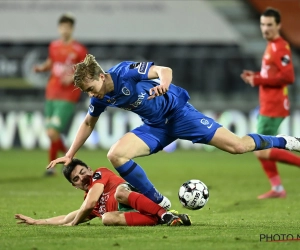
[277,23,281,30]
[99,73,104,80]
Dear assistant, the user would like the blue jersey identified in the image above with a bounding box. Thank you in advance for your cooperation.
[88,61,190,126]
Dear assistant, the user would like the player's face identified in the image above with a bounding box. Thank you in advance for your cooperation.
[82,74,107,99]
[260,16,280,41]
[70,165,93,191]
[58,22,74,42]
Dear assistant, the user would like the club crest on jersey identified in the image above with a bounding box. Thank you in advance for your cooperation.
[122,87,130,96]
[281,55,290,66]
[89,104,94,113]
[200,118,209,125]
[92,171,102,181]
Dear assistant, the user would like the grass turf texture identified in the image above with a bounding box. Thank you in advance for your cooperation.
[1,149,300,250]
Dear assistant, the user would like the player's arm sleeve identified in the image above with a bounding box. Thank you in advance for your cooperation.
[70,183,104,225]
[124,62,154,82]
[47,43,54,62]
[84,183,105,209]
[254,49,295,87]
[88,98,106,117]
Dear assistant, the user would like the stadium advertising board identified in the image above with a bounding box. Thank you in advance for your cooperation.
[0,109,298,150]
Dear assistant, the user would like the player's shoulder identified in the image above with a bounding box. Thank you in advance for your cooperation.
[94,167,115,174]
[275,37,291,51]
[107,61,135,74]
[72,40,87,50]
[92,167,115,179]
[49,39,61,48]
[95,167,110,171]
[90,96,107,107]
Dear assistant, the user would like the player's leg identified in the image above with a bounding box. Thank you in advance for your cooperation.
[114,184,186,226]
[209,127,300,153]
[255,116,300,198]
[257,116,300,166]
[255,115,284,198]
[45,100,75,175]
[170,103,300,153]
[107,127,175,209]
[44,100,58,175]
[102,211,158,226]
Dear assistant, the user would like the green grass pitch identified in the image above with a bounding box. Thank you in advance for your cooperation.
[1,149,300,250]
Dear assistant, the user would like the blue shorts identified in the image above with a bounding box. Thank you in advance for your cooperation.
[131,103,222,154]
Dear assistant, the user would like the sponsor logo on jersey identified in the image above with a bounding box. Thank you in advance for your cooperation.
[138,62,148,74]
[92,171,102,181]
[89,104,94,113]
[130,92,146,108]
[129,62,141,69]
[122,87,130,96]
[281,55,290,66]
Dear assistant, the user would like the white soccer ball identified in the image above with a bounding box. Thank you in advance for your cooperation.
[178,179,209,210]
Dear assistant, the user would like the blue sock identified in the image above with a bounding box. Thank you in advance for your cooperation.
[248,133,286,150]
[116,160,163,203]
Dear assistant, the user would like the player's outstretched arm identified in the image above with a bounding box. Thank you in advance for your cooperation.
[33,58,52,73]
[147,65,172,100]
[15,210,89,226]
[47,114,99,169]
[68,183,104,226]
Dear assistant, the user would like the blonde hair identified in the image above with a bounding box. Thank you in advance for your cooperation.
[73,54,105,88]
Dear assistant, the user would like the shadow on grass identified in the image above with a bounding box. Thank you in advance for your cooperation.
[216,199,263,213]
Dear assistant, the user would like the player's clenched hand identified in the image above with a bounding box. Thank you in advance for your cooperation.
[46,156,72,169]
[148,85,169,100]
[33,65,45,73]
[15,214,36,225]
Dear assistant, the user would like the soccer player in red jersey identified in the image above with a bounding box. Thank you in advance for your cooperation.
[241,8,300,199]
[33,14,87,175]
[15,159,190,227]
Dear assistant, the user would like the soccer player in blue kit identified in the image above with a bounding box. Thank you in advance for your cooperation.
[47,54,300,209]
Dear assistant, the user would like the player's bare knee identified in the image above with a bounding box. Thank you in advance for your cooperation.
[254,150,269,159]
[107,147,124,166]
[102,213,115,226]
[102,212,123,226]
[47,129,60,141]
[115,185,130,203]
[230,143,247,154]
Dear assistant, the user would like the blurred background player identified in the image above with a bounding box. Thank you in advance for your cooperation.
[33,14,87,175]
[241,8,300,199]
[15,159,190,227]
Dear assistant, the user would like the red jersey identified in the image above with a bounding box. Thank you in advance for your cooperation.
[46,40,87,103]
[84,167,125,219]
[253,37,295,117]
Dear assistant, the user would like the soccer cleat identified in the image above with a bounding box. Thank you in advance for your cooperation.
[169,210,192,226]
[277,135,300,152]
[161,212,183,226]
[158,196,171,210]
[257,190,286,199]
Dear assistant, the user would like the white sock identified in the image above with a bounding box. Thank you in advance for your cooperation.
[272,185,284,192]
